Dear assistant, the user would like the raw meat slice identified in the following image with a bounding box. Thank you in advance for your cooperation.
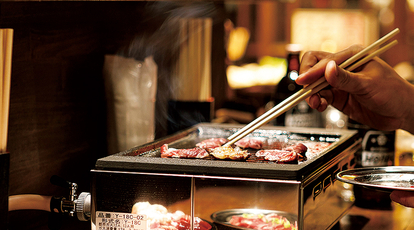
[229,212,296,230]
[132,202,211,230]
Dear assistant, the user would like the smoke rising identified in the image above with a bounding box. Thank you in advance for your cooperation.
[115,2,219,137]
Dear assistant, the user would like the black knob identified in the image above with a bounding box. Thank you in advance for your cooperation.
[50,175,72,188]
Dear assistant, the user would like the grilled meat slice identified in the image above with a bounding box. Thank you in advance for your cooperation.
[256,143,308,163]
[210,146,249,160]
[234,138,264,149]
[160,144,209,159]
[256,149,298,162]
[196,138,228,150]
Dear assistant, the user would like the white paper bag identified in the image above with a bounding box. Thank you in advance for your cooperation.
[103,55,157,154]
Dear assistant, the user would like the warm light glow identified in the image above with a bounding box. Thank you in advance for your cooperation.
[337,119,345,128]
[291,9,378,54]
[323,106,348,130]
[227,27,250,61]
[289,71,299,81]
[366,0,392,8]
[379,8,394,26]
[226,63,286,89]
[341,175,357,180]
[320,40,338,53]
[329,110,341,122]
[409,0,414,11]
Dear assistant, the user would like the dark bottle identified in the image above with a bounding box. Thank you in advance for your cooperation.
[348,118,395,209]
[273,44,320,127]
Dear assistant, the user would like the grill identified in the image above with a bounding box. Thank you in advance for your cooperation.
[92,123,361,230]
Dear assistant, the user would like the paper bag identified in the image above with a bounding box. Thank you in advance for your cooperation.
[103,55,157,154]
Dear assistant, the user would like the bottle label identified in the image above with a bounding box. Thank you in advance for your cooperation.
[285,113,317,127]
[360,130,395,166]
[361,151,394,166]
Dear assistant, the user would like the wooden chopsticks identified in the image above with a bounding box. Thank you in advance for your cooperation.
[224,28,400,147]
[0,28,14,153]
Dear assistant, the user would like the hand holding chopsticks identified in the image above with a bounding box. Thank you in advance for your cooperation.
[224,28,400,147]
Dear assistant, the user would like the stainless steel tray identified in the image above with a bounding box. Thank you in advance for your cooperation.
[337,166,414,192]
[210,209,297,230]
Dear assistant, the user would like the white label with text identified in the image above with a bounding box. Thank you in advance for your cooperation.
[96,211,147,230]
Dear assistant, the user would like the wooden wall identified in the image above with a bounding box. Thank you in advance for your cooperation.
[1,2,226,229]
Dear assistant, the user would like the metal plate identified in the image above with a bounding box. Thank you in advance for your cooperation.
[96,123,360,180]
[210,209,297,230]
[337,166,414,192]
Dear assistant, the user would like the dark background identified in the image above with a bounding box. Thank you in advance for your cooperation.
[1,2,226,229]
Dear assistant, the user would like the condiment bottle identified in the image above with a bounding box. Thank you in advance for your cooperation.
[273,44,321,127]
[348,118,395,208]
[395,129,414,166]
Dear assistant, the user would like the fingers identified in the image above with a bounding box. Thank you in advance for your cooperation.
[308,92,329,112]
[297,45,365,112]
[307,94,320,109]
[302,60,348,111]
[302,60,356,113]
[325,60,367,95]
[390,190,414,208]
[297,45,364,85]
[296,51,331,85]
[297,51,331,85]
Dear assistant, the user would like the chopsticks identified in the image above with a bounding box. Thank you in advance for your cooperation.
[0,28,14,153]
[224,28,400,147]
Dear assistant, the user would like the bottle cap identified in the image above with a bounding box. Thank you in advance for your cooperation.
[286,44,302,53]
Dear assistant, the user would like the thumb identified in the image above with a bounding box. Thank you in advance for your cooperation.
[325,60,363,94]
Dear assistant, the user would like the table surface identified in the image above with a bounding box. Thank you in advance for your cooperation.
[339,203,414,230]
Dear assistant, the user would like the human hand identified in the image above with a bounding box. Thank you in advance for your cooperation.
[296,45,414,134]
[390,190,414,208]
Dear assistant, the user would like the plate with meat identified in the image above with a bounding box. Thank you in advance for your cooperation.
[160,136,324,165]
[132,202,216,230]
[210,209,297,230]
